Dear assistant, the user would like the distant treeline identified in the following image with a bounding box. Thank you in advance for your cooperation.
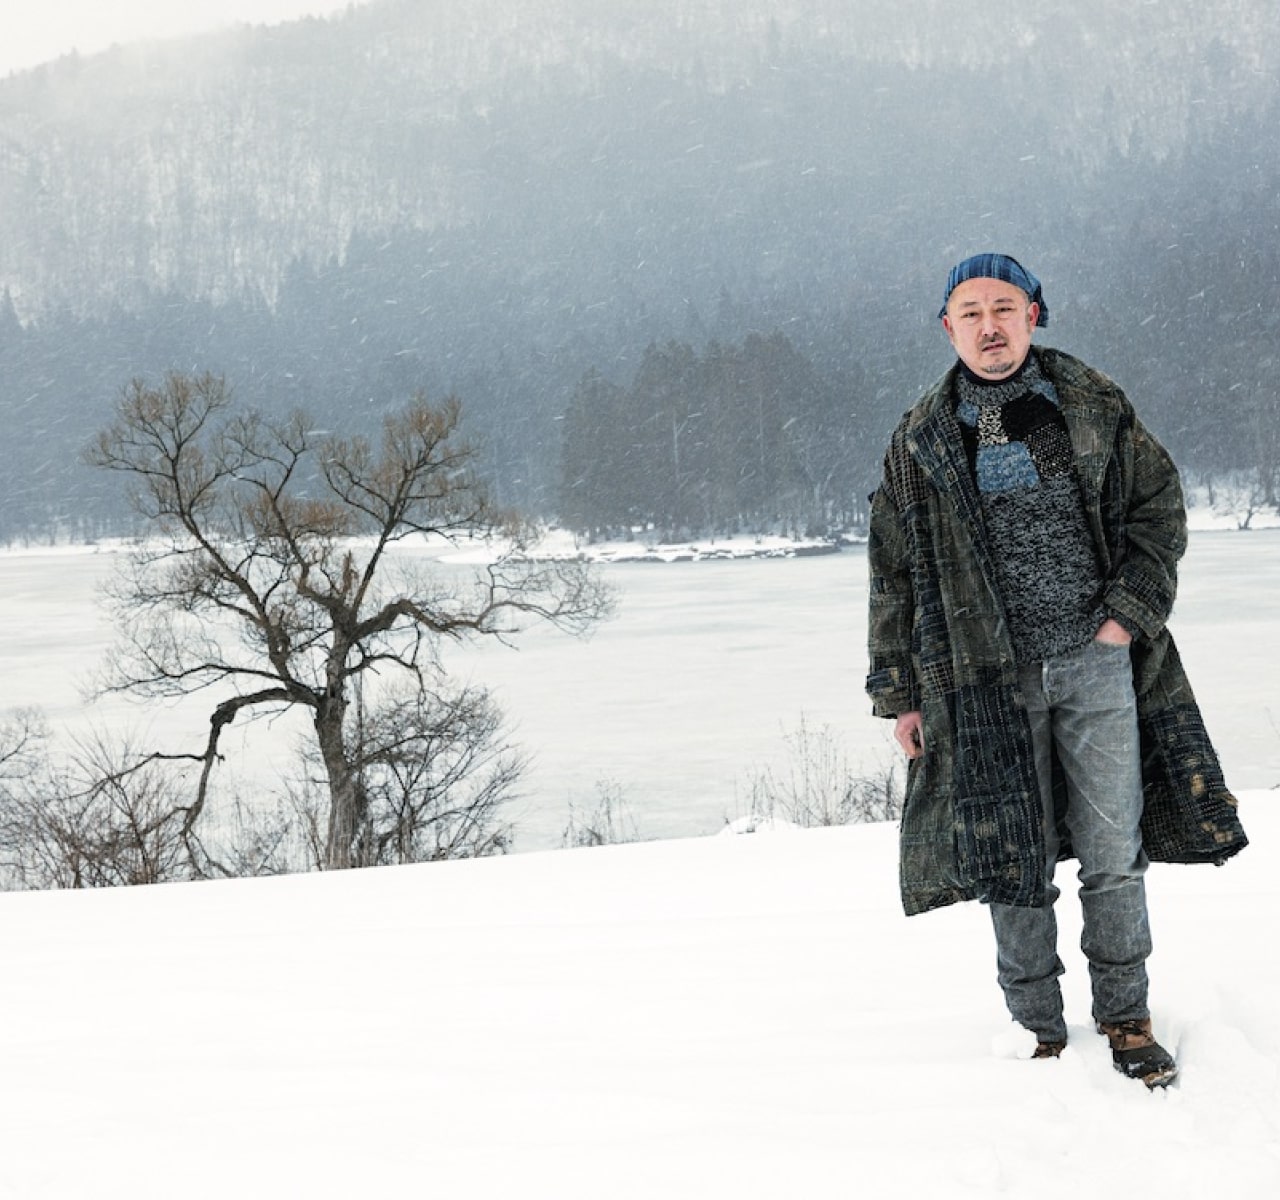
[559,334,869,540]
[2,194,1278,546]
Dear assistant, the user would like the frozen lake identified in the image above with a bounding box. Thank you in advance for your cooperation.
[2,529,1277,852]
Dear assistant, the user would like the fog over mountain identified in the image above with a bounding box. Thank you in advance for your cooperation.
[0,0,1277,540]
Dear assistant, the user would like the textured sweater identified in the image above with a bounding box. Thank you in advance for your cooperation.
[954,356,1104,663]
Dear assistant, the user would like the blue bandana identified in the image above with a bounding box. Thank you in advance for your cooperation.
[938,253,1049,327]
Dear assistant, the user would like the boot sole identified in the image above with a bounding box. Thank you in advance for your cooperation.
[1141,1064,1179,1089]
[1114,1061,1179,1089]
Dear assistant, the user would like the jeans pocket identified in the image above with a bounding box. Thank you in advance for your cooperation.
[1069,638,1139,718]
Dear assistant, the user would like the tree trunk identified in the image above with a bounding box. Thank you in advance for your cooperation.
[315,697,362,870]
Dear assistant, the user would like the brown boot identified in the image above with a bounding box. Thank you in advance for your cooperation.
[1097,1018,1178,1089]
[1033,1039,1067,1059]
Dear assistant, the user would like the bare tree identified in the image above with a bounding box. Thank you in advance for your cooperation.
[87,372,612,873]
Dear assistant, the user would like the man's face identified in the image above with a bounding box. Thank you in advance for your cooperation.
[942,277,1040,380]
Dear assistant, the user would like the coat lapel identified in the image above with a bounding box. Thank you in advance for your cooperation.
[904,377,1007,622]
[1057,374,1120,506]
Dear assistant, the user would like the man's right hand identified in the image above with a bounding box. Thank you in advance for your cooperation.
[894,711,924,759]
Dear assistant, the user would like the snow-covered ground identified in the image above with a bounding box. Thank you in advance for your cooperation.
[0,516,1275,1196]
[0,796,1275,1198]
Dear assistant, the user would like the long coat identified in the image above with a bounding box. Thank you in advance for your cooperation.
[866,347,1247,917]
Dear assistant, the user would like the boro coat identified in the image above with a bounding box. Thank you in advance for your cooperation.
[866,347,1247,917]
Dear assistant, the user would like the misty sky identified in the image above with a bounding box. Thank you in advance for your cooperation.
[1,0,363,77]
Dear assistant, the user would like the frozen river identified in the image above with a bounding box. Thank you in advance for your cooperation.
[2,529,1277,852]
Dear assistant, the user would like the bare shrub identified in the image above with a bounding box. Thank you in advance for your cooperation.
[0,677,521,887]
[737,715,903,830]
[283,680,522,868]
[202,793,302,878]
[0,712,198,889]
[562,780,641,848]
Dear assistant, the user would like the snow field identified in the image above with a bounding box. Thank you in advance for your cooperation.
[0,799,1275,1198]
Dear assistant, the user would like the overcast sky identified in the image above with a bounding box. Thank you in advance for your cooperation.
[1,1,363,77]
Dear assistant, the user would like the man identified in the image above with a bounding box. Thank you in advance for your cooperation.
[865,252,1247,1089]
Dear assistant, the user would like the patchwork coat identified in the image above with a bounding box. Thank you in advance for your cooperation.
[866,347,1247,917]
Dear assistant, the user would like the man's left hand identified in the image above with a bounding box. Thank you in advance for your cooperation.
[1095,618,1133,646]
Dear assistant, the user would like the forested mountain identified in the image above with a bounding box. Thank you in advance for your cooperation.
[1,0,1277,541]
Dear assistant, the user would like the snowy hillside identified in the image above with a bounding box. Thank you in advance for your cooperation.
[1,793,1275,1198]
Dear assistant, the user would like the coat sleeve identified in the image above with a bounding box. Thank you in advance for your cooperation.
[1101,413,1188,641]
[866,463,920,719]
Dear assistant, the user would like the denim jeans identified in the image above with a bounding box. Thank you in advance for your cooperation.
[988,639,1152,1043]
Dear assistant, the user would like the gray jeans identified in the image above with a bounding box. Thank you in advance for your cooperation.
[988,639,1152,1043]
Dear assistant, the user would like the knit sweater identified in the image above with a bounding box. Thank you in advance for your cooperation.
[954,356,1104,663]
